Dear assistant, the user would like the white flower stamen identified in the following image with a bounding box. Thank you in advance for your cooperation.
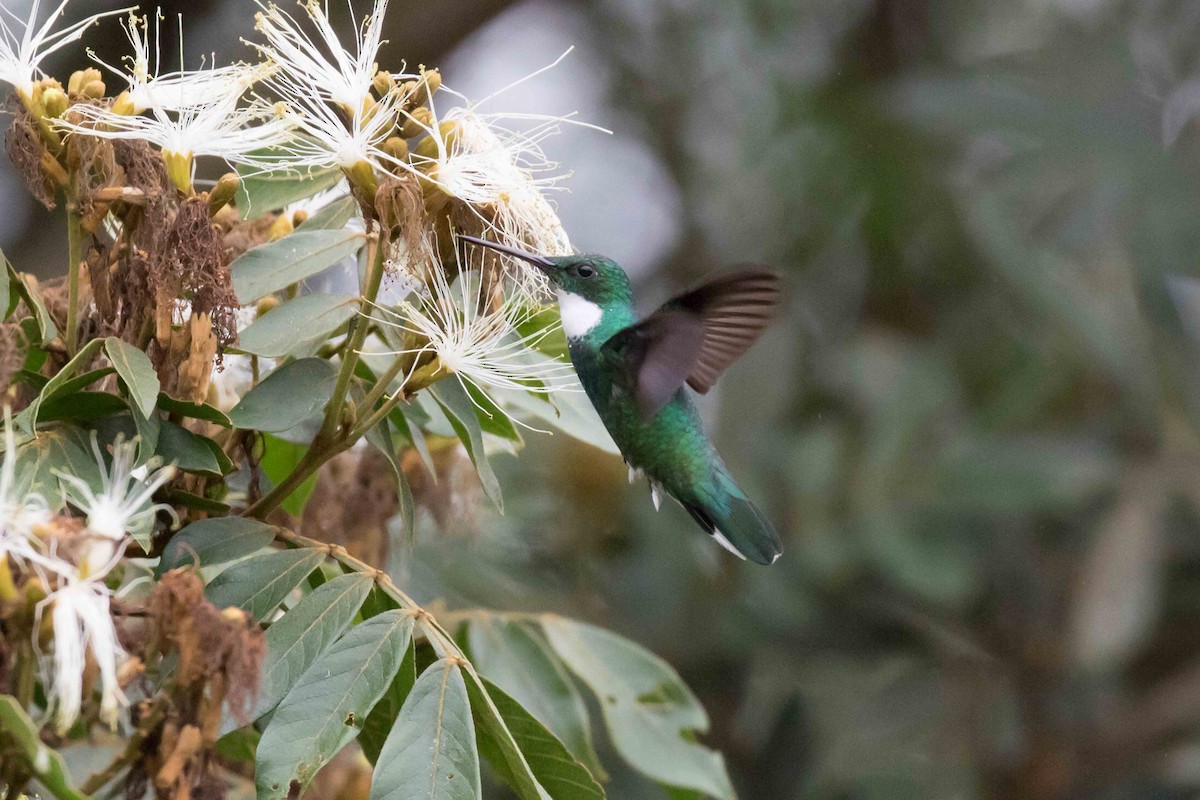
[0,0,133,98]
[371,247,577,428]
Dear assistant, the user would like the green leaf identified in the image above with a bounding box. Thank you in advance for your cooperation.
[468,619,601,775]
[24,427,101,499]
[250,573,375,722]
[390,401,436,476]
[461,670,549,800]
[157,393,232,427]
[359,637,416,765]
[130,402,162,464]
[158,517,277,575]
[476,677,605,800]
[466,382,521,442]
[298,194,358,231]
[37,391,126,423]
[370,658,482,800]
[156,421,223,476]
[0,696,88,800]
[16,338,103,432]
[259,434,319,516]
[515,306,569,361]
[430,379,502,509]
[105,337,160,417]
[0,250,11,319]
[205,547,326,621]
[6,259,57,344]
[231,229,365,303]
[365,416,414,540]
[256,610,414,800]
[238,294,358,358]
[543,617,735,800]
[237,160,342,218]
[229,358,338,432]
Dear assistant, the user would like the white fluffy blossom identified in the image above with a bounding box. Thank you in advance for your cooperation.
[0,0,132,98]
[252,0,390,110]
[373,247,576,423]
[43,576,125,733]
[57,80,289,175]
[40,438,174,733]
[0,410,59,579]
[248,0,417,175]
[414,106,575,260]
[57,437,175,569]
[92,10,267,113]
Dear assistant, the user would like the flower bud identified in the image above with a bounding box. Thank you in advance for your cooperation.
[346,159,379,199]
[256,295,281,316]
[268,213,295,241]
[373,69,395,97]
[207,172,241,216]
[80,79,107,100]
[401,106,433,139]
[382,136,408,162]
[111,91,137,117]
[412,68,441,107]
[68,67,104,97]
[40,87,69,119]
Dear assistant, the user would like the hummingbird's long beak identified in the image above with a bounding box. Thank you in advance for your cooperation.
[458,235,556,271]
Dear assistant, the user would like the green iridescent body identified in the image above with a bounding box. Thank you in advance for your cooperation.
[568,308,744,517]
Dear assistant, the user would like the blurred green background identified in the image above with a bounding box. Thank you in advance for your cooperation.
[12,0,1200,797]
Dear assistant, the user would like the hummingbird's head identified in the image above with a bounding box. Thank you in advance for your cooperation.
[458,236,632,307]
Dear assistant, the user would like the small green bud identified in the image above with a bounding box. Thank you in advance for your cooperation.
[401,106,433,139]
[207,172,241,216]
[382,136,408,162]
[40,87,68,119]
[68,67,104,97]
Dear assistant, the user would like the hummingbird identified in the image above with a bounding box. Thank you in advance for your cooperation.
[460,235,784,565]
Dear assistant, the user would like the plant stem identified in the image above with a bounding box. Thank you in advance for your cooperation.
[241,440,338,520]
[320,233,385,442]
[272,526,461,656]
[241,232,385,520]
[65,203,82,357]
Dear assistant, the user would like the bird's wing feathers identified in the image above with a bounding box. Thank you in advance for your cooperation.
[603,269,783,418]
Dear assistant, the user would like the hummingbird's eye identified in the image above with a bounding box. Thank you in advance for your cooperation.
[576,264,596,278]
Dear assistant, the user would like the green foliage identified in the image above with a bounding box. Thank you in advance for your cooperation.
[230,229,366,303]
[229,358,338,432]
[157,517,276,575]
[204,548,326,621]
[238,294,358,358]
[369,658,482,800]
[256,610,415,799]
[235,160,343,218]
[104,337,160,417]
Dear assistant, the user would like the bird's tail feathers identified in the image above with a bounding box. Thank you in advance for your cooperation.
[684,494,782,566]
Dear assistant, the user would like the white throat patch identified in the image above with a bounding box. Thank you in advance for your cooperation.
[556,290,603,339]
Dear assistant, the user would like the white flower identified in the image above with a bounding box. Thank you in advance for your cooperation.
[0,409,60,579]
[373,247,576,423]
[57,437,175,569]
[92,11,268,113]
[57,82,289,165]
[0,0,133,98]
[414,106,573,260]
[42,575,125,733]
[252,0,390,110]
[245,0,414,174]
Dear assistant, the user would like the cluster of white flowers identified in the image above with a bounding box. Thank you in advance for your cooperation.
[0,412,174,734]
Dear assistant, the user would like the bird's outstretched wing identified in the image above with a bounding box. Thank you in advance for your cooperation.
[602,268,783,418]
